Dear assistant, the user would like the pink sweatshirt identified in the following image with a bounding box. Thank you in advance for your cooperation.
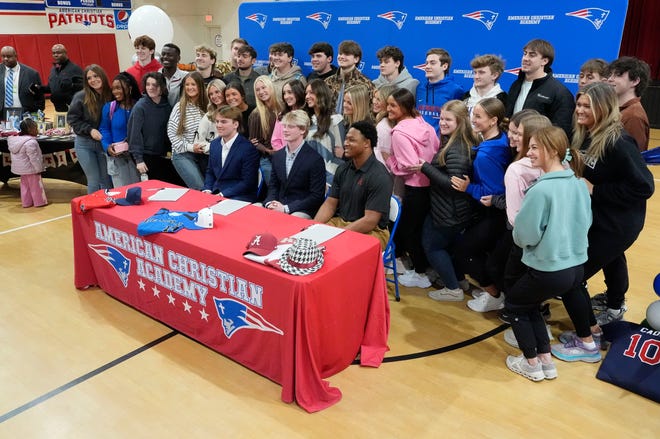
[270,118,285,151]
[386,116,439,187]
[504,157,543,226]
[7,135,43,175]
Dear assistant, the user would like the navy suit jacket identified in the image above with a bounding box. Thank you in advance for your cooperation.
[264,142,326,217]
[204,134,260,202]
[0,63,45,115]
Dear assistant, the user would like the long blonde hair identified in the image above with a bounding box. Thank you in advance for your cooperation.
[177,72,208,135]
[343,84,373,126]
[206,79,226,115]
[373,84,396,125]
[437,100,478,166]
[571,82,622,161]
[253,75,282,137]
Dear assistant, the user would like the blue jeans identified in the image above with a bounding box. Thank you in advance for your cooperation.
[172,152,206,190]
[421,215,465,290]
[259,156,272,188]
[75,135,113,193]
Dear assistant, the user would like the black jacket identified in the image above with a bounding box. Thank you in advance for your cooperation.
[42,59,84,112]
[421,140,481,228]
[265,142,326,217]
[67,90,106,138]
[580,133,654,240]
[506,69,575,138]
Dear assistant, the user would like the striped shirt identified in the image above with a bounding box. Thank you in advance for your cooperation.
[167,102,205,154]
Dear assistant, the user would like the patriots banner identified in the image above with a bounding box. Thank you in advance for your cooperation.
[239,0,628,94]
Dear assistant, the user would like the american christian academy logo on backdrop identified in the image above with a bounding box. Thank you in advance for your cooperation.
[566,8,610,30]
[378,11,407,29]
[462,10,499,30]
[307,12,332,29]
[246,13,268,29]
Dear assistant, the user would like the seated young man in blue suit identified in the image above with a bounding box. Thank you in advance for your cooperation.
[262,110,326,219]
[203,105,260,201]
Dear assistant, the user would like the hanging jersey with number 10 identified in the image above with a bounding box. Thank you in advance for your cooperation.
[597,320,660,403]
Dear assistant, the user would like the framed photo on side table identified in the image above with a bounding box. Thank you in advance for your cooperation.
[3,107,22,130]
[54,112,68,131]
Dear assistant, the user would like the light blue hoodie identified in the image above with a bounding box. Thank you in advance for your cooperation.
[513,168,592,272]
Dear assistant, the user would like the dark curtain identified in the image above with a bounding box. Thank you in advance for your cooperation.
[619,0,660,79]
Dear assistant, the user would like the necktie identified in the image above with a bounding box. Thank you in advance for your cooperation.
[5,68,14,107]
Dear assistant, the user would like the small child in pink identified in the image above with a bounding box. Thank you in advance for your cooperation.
[7,119,48,207]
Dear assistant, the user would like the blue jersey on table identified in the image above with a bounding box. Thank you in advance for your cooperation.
[597,321,660,403]
[137,208,205,236]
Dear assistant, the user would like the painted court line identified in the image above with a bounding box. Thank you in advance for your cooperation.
[353,324,509,364]
[0,331,178,424]
[0,214,71,235]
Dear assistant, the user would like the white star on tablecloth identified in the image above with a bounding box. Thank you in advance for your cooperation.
[200,309,209,321]
[138,278,145,291]
[152,285,160,297]
[183,301,192,313]
[167,292,175,304]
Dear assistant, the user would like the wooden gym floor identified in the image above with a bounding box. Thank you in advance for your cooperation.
[1,131,658,438]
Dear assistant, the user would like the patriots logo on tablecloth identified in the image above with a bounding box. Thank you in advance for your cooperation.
[307,12,332,29]
[462,10,498,30]
[566,8,609,30]
[89,244,131,287]
[213,297,283,338]
[245,13,268,29]
[378,11,407,30]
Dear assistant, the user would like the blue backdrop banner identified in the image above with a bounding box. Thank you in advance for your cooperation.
[238,0,628,95]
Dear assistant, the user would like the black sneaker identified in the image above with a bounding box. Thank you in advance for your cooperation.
[498,309,512,324]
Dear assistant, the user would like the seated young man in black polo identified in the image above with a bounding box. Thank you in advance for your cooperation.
[314,120,393,250]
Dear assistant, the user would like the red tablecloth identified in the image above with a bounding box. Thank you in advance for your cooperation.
[71,180,390,412]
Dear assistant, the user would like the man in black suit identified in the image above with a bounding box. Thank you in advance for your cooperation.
[263,110,326,219]
[203,105,261,202]
[1,46,44,116]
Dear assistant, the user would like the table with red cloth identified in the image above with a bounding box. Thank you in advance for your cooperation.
[71,180,390,412]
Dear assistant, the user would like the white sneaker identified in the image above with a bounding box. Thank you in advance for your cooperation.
[504,325,555,349]
[428,287,464,302]
[398,271,432,288]
[506,355,545,382]
[471,289,488,299]
[467,293,505,312]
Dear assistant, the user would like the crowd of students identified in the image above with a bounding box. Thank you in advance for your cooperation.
[57,34,655,382]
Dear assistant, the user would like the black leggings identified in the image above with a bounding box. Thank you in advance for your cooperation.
[506,265,585,359]
[454,208,506,286]
[580,225,639,325]
[395,185,429,273]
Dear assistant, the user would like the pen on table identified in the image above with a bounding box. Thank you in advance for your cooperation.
[146,187,166,191]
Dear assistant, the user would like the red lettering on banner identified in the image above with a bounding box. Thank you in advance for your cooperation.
[46,11,117,29]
